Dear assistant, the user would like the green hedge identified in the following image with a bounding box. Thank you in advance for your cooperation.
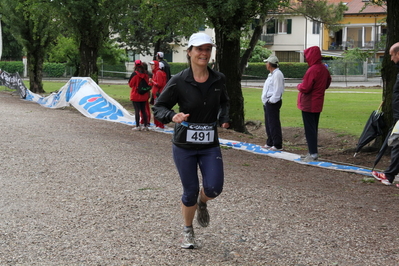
[0,61,310,79]
[43,63,66,77]
[169,62,189,75]
[243,62,308,79]
[168,62,308,79]
[100,64,127,78]
[0,61,24,74]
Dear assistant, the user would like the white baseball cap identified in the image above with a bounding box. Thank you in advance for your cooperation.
[264,55,279,65]
[156,52,164,58]
[188,33,216,48]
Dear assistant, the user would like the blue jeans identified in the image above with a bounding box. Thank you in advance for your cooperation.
[173,145,224,207]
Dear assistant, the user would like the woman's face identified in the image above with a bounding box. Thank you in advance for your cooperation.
[188,44,213,67]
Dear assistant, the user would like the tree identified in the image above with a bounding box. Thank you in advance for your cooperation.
[381,0,399,135]
[0,20,24,61]
[290,0,348,32]
[0,0,60,93]
[197,0,288,132]
[51,0,132,83]
[364,0,398,140]
[48,36,80,75]
[115,1,204,58]
[240,39,271,63]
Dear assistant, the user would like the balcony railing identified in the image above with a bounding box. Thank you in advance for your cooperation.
[328,41,383,51]
[260,34,274,45]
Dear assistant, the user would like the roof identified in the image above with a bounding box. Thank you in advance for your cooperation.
[328,0,386,14]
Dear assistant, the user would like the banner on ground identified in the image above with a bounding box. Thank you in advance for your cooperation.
[2,76,136,126]
[0,70,27,99]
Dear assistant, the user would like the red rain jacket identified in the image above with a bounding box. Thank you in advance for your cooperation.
[129,70,150,102]
[297,46,331,113]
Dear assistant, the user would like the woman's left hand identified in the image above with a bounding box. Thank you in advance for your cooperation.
[221,123,229,129]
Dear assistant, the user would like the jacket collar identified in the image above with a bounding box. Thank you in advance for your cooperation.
[184,67,221,84]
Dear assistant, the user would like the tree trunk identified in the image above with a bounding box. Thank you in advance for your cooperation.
[381,0,399,139]
[27,51,45,94]
[240,16,266,74]
[154,39,161,59]
[215,29,247,133]
[79,41,99,83]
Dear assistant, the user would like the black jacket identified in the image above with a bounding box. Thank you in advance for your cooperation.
[152,67,230,149]
[393,63,399,120]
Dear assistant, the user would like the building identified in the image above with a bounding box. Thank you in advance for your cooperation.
[323,0,386,62]
[262,0,386,63]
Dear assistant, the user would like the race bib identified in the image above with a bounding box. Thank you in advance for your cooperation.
[185,123,216,144]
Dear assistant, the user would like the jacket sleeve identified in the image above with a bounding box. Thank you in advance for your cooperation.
[152,80,178,124]
[269,71,284,103]
[218,74,230,125]
[297,66,315,93]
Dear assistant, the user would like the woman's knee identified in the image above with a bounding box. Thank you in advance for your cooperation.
[203,183,223,199]
[181,190,199,207]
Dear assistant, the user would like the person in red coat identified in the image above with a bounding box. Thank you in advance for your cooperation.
[128,60,150,131]
[149,60,167,128]
[297,46,331,162]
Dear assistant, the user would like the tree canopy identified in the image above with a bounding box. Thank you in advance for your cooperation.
[0,0,60,93]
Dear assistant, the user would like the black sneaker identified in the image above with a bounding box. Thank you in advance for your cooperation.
[196,197,210,227]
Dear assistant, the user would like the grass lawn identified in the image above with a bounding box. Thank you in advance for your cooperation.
[41,81,383,137]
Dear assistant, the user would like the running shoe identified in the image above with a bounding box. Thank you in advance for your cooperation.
[300,153,318,162]
[181,227,196,249]
[269,146,282,151]
[262,145,272,149]
[372,171,392,186]
[197,197,210,227]
[132,126,141,131]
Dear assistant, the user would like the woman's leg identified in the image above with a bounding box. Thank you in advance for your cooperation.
[198,146,224,200]
[138,102,148,127]
[132,101,141,127]
[173,145,200,226]
[302,111,320,154]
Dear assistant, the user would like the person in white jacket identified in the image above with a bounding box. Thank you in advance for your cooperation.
[261,55,285,151]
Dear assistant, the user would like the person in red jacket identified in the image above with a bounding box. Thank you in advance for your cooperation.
[129,60,150,131]
[149,60,167,129]
[297,46,331,162]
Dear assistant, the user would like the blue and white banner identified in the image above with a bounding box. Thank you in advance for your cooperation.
[0,74,376,177]
[25,77,136,125]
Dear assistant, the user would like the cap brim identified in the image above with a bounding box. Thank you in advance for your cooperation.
[189,42,216,48]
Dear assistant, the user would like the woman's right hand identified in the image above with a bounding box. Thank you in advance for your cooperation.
[172,113,190,123]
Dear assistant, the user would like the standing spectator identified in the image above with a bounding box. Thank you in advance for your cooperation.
[129,60,150,131]
[149,60,167,129]
[156,51,171,81]
[152,32,230,249]
[297,46,331,162]
[141,62,151,127]
[210,59,216,70]
[261,55,284,151]
[372,42,399,187]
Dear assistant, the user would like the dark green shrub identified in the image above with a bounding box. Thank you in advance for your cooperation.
[243,62,308,79]
[43,63,66,77]
[100,64,127,78]
[0,61,24,74]
[169,62,189,75]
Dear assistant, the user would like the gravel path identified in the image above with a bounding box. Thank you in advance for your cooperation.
[1,91,399,266]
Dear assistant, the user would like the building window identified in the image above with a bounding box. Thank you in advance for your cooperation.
[278,20,288,34]
[312,21,321,34]
[275,51,300,62]
[266,19,292,34]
